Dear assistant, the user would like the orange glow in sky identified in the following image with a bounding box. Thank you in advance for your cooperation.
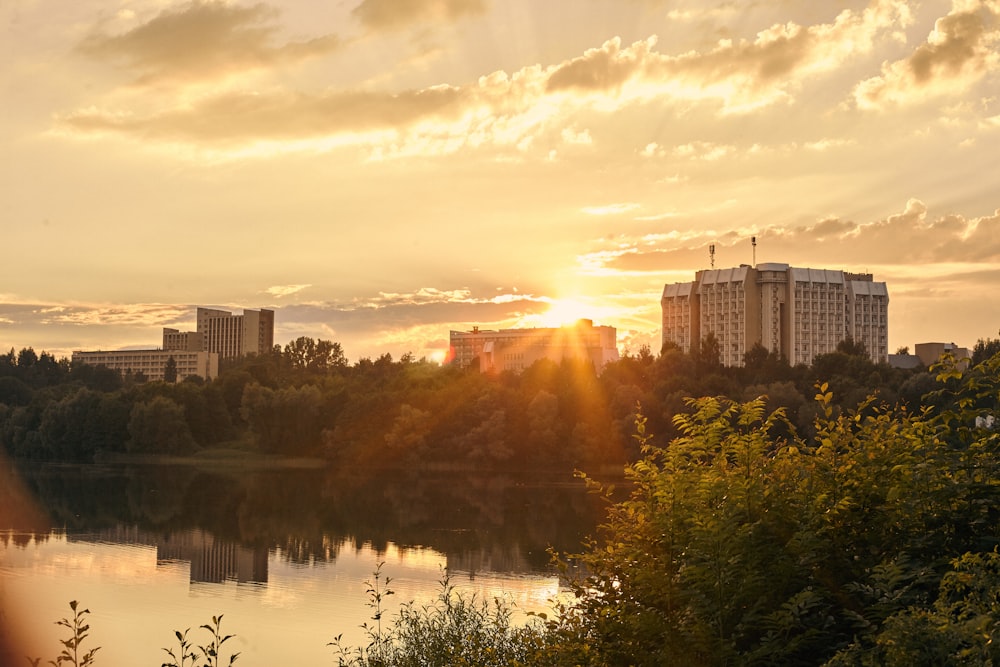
[2,0,999,361]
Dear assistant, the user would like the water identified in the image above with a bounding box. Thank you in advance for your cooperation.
[0,462,605,666]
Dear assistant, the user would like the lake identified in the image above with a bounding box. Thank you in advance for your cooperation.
[0,460,607,666]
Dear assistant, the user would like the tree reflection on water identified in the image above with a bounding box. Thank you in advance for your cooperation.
[4,462,608,579]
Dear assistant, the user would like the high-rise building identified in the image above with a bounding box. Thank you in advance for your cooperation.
[164,307,274,360]
[661,263,888,366]
[449,320,620,373]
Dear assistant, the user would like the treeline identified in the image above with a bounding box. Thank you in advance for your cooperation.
[2,334,998,468]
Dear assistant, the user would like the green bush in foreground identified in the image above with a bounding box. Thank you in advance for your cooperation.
[328,563,548,667]
[550,355,1000,665]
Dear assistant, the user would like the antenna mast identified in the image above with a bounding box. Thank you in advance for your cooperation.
[751,236,757,267]
[709,244,716,268]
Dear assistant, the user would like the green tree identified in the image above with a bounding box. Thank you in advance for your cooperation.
[127,396,197,455]
[284,336,347,374]
[240,382,324,454]
[163,355,178,384]
[553,358,1000,666]
[971,331,1000,367]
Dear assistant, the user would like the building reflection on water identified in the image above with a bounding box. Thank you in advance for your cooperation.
[76,525,269,584]
[66,524,548,587]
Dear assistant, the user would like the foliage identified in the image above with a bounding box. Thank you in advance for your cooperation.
[27,600,100,667]
[827,550,1000,666]
[551,364,1000,666]
[971,331,1000,367]
[330,564,546,667]
[0,334,956,469]
[163,356,178,384]
[162,614,240,667]
[127,396,197,455]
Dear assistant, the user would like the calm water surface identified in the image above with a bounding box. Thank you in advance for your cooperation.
[0,462,605,666]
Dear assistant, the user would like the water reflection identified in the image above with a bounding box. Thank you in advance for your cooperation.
[1,463,606,666]
[8,463,603,575]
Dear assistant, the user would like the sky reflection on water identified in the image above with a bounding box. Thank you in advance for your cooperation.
[2,529,564,666]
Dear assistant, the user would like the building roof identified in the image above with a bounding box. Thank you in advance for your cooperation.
[789,267,845,284]
[662,282,695,298]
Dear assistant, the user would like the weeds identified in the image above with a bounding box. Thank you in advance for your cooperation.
[162,615,239,667]
[329,565,548,667]
[27,600,101,667]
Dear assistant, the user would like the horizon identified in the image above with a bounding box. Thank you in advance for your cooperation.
[3,1,999,363]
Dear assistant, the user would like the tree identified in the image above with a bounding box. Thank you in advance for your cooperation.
[694,332,721,370]
[972,331,1000,367]
[127,396,197,455]
[0,376,32,407]
[240,382,325,454]
[163,356,178,384]
[284,336,347,373]
[39,389,111,461]
[837,336,870,358]
[553,356,1000,666]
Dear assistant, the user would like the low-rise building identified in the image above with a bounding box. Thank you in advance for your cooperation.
[71,349,219,382]
[914,342,971,368]
[449,320,619,373]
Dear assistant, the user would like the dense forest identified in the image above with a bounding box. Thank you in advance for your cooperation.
[2,334,1000,470]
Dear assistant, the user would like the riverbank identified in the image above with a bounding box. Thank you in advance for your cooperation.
[92,446,328,470]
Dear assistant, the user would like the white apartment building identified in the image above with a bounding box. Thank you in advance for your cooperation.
[449,320,620,373]
[164,307,275,360]
[662,263,888,366]
[71,349,219,382]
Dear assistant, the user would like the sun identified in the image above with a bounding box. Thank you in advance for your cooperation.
[537,298,594,328]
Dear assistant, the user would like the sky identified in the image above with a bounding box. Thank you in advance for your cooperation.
[2,0,999,364]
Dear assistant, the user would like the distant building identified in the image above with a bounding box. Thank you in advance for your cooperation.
[71,349,219,382]
[164,307,274,360]
[661,263,889,366]
[888,352,922,370]
[449,320,620,373]
[162,329,203,352]
[914,342,971,368]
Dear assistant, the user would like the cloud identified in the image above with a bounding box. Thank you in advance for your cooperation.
[545,1,913,112]
[581,203,641,216]
[61,85,466,144]
[673,141,736,161]
[59,0,912,154]
[78,1,340,85]
[352,0,488,32]
[265,284,311,297]
[0,301,197,357]
[577,200,1000,276]
[36,303,194,328]
[854,0,1000,110]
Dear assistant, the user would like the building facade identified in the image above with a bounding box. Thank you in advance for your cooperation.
[662,263,889,366]
[449,320,620,373]
[71,349,219,382]
[164,307,275,359]
[914,342,971,368]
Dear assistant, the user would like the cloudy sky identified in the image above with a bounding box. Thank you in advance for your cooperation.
[2,0,999,364]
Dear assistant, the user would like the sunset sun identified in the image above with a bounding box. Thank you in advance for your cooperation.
[537,298,597,328]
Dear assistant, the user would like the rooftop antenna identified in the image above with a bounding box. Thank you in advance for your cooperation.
[709,243,716,268]
[751,236,757,267]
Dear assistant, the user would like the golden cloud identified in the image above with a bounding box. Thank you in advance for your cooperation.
[60,0,912,154]
[353,0,487,31]
[584,200,1000,276]
[78,1,340,85]
[854,0,1000,109]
